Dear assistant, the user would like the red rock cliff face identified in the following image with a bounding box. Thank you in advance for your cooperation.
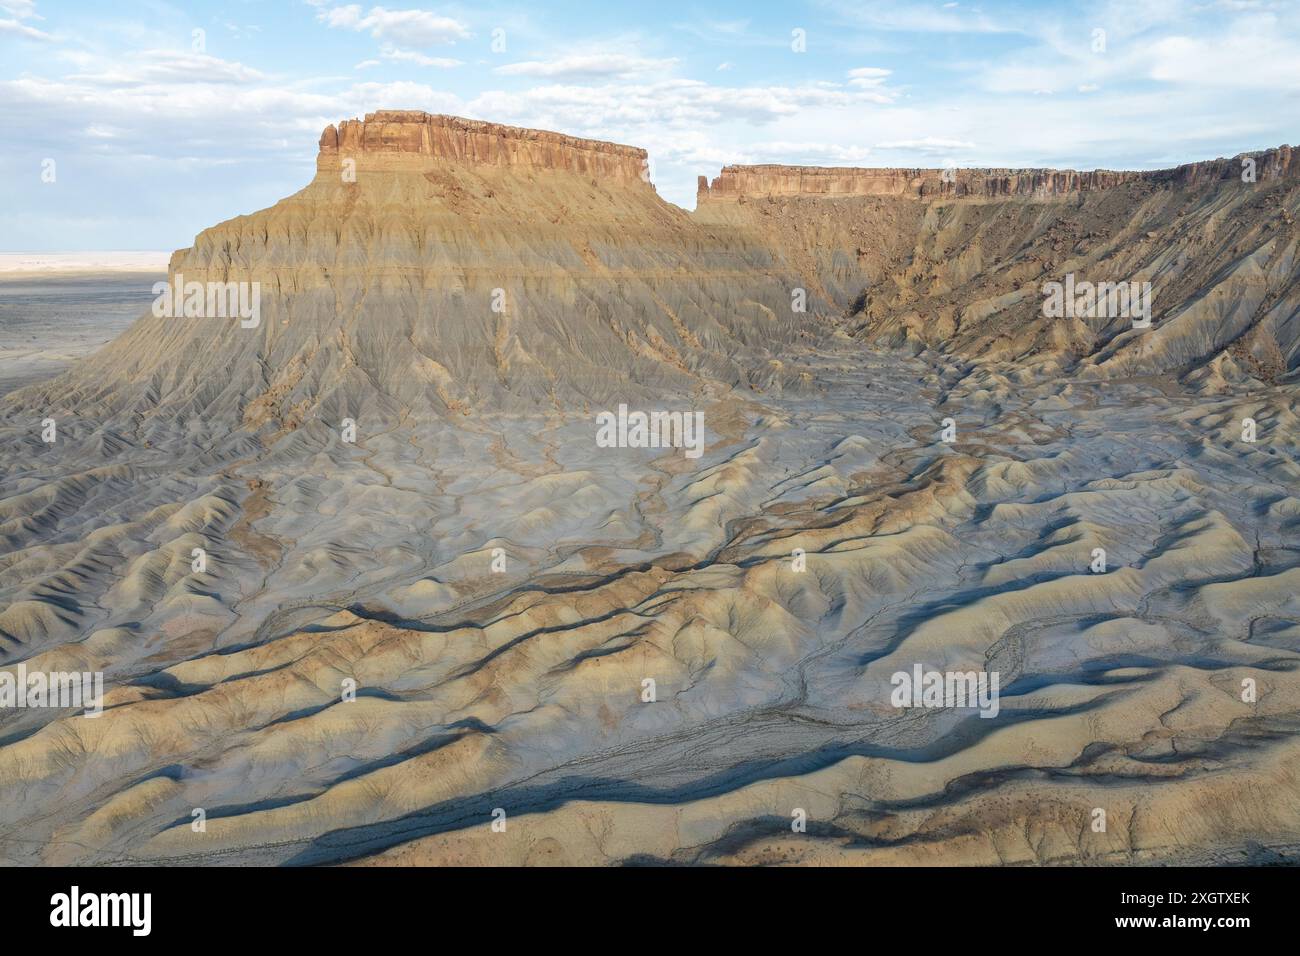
[318,111,650,182]
[696,165,1147,202]
[1154,145,1297,188]
[697,146,1298,203]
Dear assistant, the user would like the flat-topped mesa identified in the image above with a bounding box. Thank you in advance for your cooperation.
[695,165,1150,203]
[697,145,1298,203]
[1155,144,1297,188]
[317,111,650,182]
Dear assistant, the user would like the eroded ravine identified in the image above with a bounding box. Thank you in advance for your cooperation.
[1,113,1298,866]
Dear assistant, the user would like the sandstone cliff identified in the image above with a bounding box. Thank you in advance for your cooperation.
[318,111,649,182]
[5,114,1298,442]
[695,146,1300,380]
[1,113,1298,869]
[697,146,1298,202]
[13,112,823,439]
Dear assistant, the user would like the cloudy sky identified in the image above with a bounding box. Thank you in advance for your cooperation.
[2,0,1298,250]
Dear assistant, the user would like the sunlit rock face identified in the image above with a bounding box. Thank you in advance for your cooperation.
[12,112,821,437]
[0,114,1297,867]
[697,144,1300,379]
[318,111,653,181]
[699,146,1297,200]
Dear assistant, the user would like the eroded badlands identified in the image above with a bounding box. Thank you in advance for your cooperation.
[1,113,1297,865]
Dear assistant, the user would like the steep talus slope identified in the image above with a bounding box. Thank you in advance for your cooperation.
[0,114,1297,866]
[6,115,1296,439]
[4,113,823,441]
[696,147,1300,384]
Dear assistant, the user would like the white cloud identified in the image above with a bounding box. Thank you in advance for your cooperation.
[1147,26,1300,87]
[6,0,1300,232]
[979,63,1073,94]
[876,136,976,153]
[67,52,267,87]
[673,17,762,44]
[957,7,1300,97]
[468,77,894,130]
[0,16,51,40]
[0,72,462,167]
[706,19,750,35]
[637,128,748,166]
[221,20,263,40]
[495,54,678,79]
[819,0,1023,35]
[315,5,470,47]
[750,140,876,162]
[0,0,40,19]
[381,46,461,67]
[847,66,891,87]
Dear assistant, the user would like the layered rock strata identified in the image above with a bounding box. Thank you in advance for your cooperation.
[1,114,1298,869]
[697,146,1299,202]
[318,111,649,181]
[695,146,1300,379]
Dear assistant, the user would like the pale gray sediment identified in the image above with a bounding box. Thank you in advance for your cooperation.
[0,114,1297,866]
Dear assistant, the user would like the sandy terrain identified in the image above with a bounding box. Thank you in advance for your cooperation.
[0,252,171,276]
[0,275,159,395]
[0,113,1296,866]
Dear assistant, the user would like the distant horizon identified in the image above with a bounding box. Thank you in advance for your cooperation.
[2,124,1294,255]
[3,0,1299,251]
[0,250,170,269]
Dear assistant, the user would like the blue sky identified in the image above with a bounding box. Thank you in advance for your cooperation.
[2,0,1298,250]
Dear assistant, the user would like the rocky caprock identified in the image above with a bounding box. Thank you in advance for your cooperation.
[0,112,1298,867]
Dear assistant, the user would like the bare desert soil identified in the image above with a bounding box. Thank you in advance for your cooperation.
[0,275,158,396]
[0,113,1297,866]
[2,309,1297,865]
